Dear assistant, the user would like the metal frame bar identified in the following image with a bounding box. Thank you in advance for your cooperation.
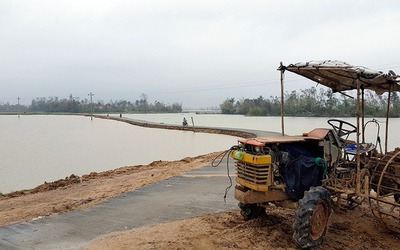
[385,84,392,153]
[356,80,361,194]
[280,62,285,136]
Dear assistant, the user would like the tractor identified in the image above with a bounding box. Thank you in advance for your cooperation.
[231,60,400,248]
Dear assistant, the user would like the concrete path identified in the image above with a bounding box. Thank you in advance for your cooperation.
[94,115,282,138]
[0,161,239,249]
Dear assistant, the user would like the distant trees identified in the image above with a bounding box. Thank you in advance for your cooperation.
[220,87,400,117]
[0,94,182,113]
[220,98,235,114]
[2,87,399,117]
[0,102,29,112]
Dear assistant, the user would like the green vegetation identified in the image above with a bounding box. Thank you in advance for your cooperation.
[2,87,399,117]
[0,94,182,113]
[220,87,400,117]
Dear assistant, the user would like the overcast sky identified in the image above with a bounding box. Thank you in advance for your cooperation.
[1,0,400,108]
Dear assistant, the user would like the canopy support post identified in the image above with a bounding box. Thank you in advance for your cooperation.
[385,84,392,153]
[356,80,361,194]
[362,87,365,143]
[280,62,285,136]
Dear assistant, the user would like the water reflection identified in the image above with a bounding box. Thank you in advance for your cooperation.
[2,113,399,193]
[0,115,237,193]
[124,113,399,151]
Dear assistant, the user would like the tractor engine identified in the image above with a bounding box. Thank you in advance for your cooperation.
[232,128,341,201]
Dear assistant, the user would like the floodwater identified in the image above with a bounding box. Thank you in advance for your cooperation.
[124,113,399,151]
[0,115,237,193]
[2,114,399,193]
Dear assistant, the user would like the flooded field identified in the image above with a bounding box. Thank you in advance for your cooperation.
[2,113,399,193]
[0,115,237,193]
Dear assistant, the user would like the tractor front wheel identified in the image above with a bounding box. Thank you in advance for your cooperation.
[238,202,266,221]
[293,186,332,249]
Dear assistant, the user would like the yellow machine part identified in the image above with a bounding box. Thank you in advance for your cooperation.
[236,178,268,192]
[231,151,272,165]
[231,151,273,192]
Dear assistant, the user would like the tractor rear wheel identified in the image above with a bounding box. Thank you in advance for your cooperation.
[238,202,266,221]
[293,186,332,249]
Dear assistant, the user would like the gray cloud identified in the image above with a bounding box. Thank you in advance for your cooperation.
[1,0,400,107]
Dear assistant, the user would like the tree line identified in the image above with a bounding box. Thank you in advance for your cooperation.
[2,87,399,116]
[0,94,182,113]
[220,87,400,117]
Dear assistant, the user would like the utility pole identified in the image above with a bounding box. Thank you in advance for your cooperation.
[17,96,21,118]
[88,92,94,120]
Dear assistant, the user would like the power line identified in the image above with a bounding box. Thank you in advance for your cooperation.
[94,78,306,97]
[2,61,400,101]
[0,77,306,102]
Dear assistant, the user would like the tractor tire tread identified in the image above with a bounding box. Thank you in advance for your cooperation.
[293,186,332,249]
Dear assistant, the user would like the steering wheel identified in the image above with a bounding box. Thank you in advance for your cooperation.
[327,119,357,139]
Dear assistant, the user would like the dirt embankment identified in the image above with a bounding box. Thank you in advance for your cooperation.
[1,150,399,249]
[95,115,257,138]
[0,152,222,227]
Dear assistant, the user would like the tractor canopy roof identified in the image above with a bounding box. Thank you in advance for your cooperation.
[279,60,400,95]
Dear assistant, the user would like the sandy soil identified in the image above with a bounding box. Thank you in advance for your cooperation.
[85,207,399,250]
[1,151,399,249]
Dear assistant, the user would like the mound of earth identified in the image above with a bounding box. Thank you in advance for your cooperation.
[84,207,399,249]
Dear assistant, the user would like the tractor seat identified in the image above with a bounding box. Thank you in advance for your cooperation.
[343,143,376,163]
[344,143,375,155]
